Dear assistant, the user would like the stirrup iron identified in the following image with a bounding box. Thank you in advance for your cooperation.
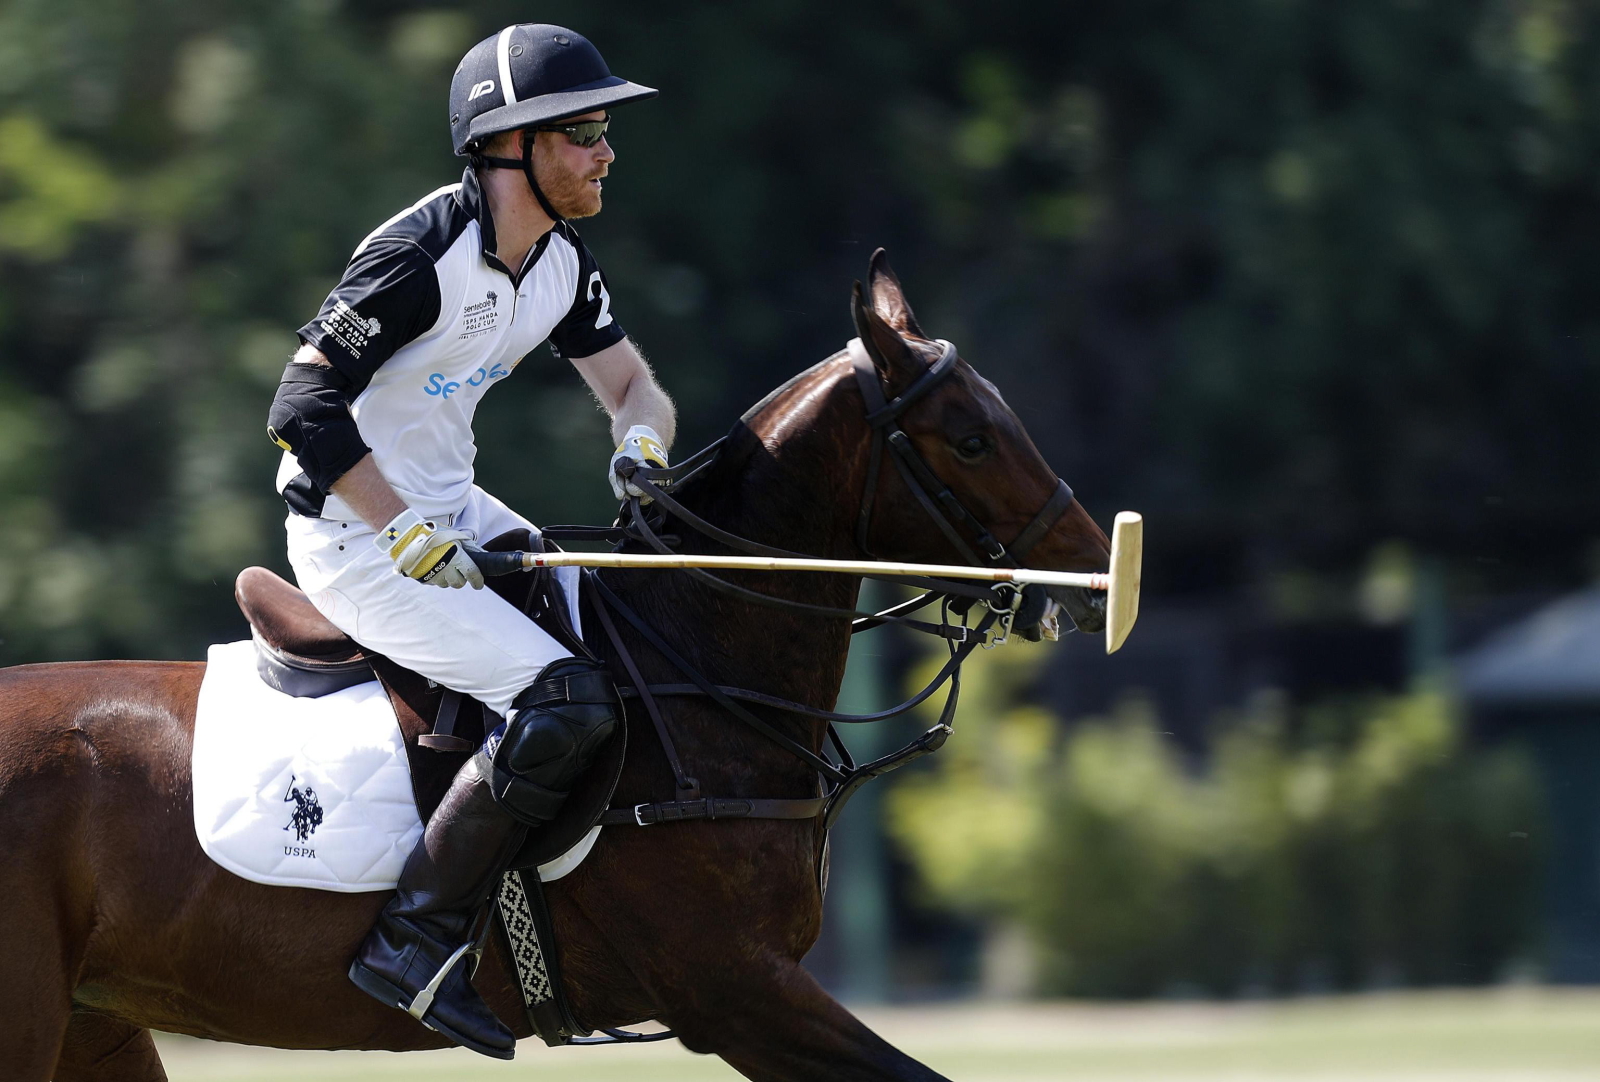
[405,940,474,1021]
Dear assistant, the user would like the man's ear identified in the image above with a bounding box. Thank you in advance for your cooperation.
[852,280,926,388]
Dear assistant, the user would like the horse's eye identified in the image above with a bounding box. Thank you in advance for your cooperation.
[953,434,991,462]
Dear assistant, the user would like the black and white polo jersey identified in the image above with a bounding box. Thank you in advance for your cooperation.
[278,166,627,519]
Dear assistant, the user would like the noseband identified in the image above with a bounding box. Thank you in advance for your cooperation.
[847,336,1076,568]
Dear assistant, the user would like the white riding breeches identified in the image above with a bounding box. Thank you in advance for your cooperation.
[285,486,571,718]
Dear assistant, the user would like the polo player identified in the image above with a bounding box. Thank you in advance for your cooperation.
[265,24,671,1059]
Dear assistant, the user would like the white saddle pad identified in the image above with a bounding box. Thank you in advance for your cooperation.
[192,639,600,892]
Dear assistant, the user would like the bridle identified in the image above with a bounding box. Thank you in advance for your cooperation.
[849,335,1076,569]
[549,333,1086,826]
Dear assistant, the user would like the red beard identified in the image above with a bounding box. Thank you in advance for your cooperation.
[534,157,604,219]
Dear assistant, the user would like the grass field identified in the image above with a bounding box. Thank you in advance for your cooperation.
[153,987,1600,1080]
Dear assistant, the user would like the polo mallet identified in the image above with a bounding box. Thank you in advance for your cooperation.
[469,512,1143,652]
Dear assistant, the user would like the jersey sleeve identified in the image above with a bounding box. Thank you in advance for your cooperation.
[547,228,628,361]
[297,238,442,389]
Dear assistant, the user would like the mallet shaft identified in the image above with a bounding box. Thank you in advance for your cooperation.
[510,550,1109,590]
[467,510,1143,653]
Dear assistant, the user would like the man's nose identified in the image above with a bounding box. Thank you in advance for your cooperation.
[594,137,614,163]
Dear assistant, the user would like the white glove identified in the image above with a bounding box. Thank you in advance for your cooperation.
[375,508,484,589]
[608,424,669,503]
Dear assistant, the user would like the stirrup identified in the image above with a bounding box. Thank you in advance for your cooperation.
[405,941,474,1021]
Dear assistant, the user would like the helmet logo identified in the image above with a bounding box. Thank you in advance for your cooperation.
[467,80,496,102]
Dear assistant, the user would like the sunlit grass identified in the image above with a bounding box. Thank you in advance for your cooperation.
[154,987,1600,1081]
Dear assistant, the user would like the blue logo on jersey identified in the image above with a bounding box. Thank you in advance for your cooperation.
[425,363,510,399]
[425,373,461,398]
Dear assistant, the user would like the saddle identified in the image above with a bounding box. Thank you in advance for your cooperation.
[232,530,627,872]
[238,569,373,698]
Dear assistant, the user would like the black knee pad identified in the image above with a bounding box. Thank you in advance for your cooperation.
[477,657,620,826]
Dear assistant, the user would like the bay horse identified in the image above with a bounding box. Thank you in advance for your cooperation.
[2,253,1111,1082]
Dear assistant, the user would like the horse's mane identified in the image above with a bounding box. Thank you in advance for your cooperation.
[655,350,853,506]
[735,349,850,428]
[734,333,940,431]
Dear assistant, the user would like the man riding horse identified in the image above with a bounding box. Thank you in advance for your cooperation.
[266,24,665,1059]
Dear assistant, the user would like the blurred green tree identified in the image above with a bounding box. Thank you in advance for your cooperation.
[888,646,1545,997]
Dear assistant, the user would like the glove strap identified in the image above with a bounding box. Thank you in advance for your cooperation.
[375,508,432,557]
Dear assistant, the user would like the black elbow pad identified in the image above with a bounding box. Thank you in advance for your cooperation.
[267,362,371,493]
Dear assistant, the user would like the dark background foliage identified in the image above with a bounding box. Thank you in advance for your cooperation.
[2,0,1594,663]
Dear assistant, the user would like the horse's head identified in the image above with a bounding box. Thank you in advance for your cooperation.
[850,250,1111,634]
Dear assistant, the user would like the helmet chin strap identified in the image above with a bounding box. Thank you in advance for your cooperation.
[477,132,564,223]
[518,132,564,223]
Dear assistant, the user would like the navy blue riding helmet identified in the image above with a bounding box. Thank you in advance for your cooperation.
[449,24,657,222]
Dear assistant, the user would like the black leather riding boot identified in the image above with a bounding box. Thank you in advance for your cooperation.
[348,755,524,1059]
[348,656,619,1059]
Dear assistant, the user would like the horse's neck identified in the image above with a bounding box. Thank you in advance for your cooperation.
[630,365,866,732]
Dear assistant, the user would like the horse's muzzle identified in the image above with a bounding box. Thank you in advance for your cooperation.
[1050,583,1106,635]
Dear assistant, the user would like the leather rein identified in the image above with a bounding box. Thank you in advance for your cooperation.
[562,337,1078,835]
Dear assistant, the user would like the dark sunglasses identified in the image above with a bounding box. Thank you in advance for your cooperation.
[533,116,610,148]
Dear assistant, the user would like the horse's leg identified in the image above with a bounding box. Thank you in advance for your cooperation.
[665,957,950,1082]
[53,1013,167,1082]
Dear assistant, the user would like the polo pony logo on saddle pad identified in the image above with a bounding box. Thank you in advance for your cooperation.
[282,774,323,844]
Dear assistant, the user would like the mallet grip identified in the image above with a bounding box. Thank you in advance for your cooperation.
[465,547,530,579]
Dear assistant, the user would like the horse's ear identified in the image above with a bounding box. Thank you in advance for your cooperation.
[852,279,924,384]
[865,248,926,339]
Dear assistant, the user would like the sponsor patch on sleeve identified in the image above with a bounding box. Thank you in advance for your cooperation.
[320,300,383,360]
